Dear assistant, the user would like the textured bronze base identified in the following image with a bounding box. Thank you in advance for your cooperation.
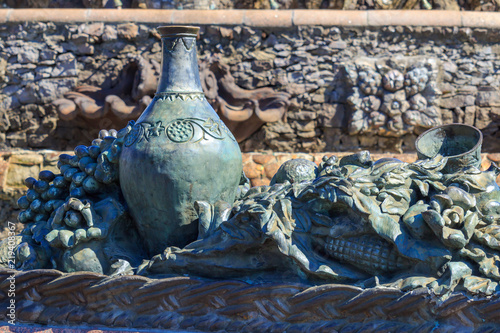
[1,268,499,332]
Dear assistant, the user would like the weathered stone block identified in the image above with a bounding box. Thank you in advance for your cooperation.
[80,22,104,37]
[242,161,261,179]
[52,60,78,78]
[9,154,44,166]
[102,25,118,42]
[40,50,57,62]
[464,105,476,125]
[251,178,270,187]
[475,107,492,130]
[17,46,39,64]
[38,78,77,104]
[288,111,317,121]
[56,53,76,62]
[476,88,500,107]
[35,66,53,79]
[273,57,291,68]
[297,130,317,138]
[286,83,307,95]
[0,95,20,112]
[5,164,40,188]
[442,61,458,73]
[0,154,10,189]
[329,40,347,49]
[252,154,275,165]
[317,104,345,128]
[117,23,139,40]
[16,84,38,105]
[439,94,475,109]
[264,162,281,179]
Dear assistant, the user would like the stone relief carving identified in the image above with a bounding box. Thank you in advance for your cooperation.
[52,56,159,121]
[342,56,442,138]
[2,268,500,331]
[52,56,290,143]
[200,57,291,142]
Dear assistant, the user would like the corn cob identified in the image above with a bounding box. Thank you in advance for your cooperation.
[325,235,412,274]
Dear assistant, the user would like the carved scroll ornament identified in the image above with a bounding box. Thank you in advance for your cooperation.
[200,58,290,142]
[52,56,159,121]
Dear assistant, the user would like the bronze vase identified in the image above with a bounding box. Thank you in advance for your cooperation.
[119,26,243,256]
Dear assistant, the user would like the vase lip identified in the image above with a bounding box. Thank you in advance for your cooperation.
[157,25,200,38]
[415,123,483,159]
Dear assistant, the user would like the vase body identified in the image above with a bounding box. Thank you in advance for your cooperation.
[119,26,242,256]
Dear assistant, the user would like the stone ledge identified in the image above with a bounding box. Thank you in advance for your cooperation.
[0,9,498,28]
[366,10,462,27]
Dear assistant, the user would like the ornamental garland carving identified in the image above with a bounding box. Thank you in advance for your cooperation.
[123,117,234,147]
[342,56,442,137]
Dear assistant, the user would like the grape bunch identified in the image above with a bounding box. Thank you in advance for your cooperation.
[58,128,122,200]
[17,169,67,229]
[45,197,107,249]
[16,127,128,233]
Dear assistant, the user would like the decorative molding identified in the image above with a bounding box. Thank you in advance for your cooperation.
[123,117,232,146]
[154,92,205,101]
[163,36,195,52]
[0,9,500,28]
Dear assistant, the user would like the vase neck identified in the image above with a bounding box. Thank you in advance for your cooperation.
[156,32,203,94]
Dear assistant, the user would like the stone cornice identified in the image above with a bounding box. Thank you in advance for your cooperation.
[0,9,497,28]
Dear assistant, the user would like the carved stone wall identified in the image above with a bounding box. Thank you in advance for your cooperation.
[2,12,500,153]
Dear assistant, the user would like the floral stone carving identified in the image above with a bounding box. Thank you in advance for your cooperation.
[342,56,442,137]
